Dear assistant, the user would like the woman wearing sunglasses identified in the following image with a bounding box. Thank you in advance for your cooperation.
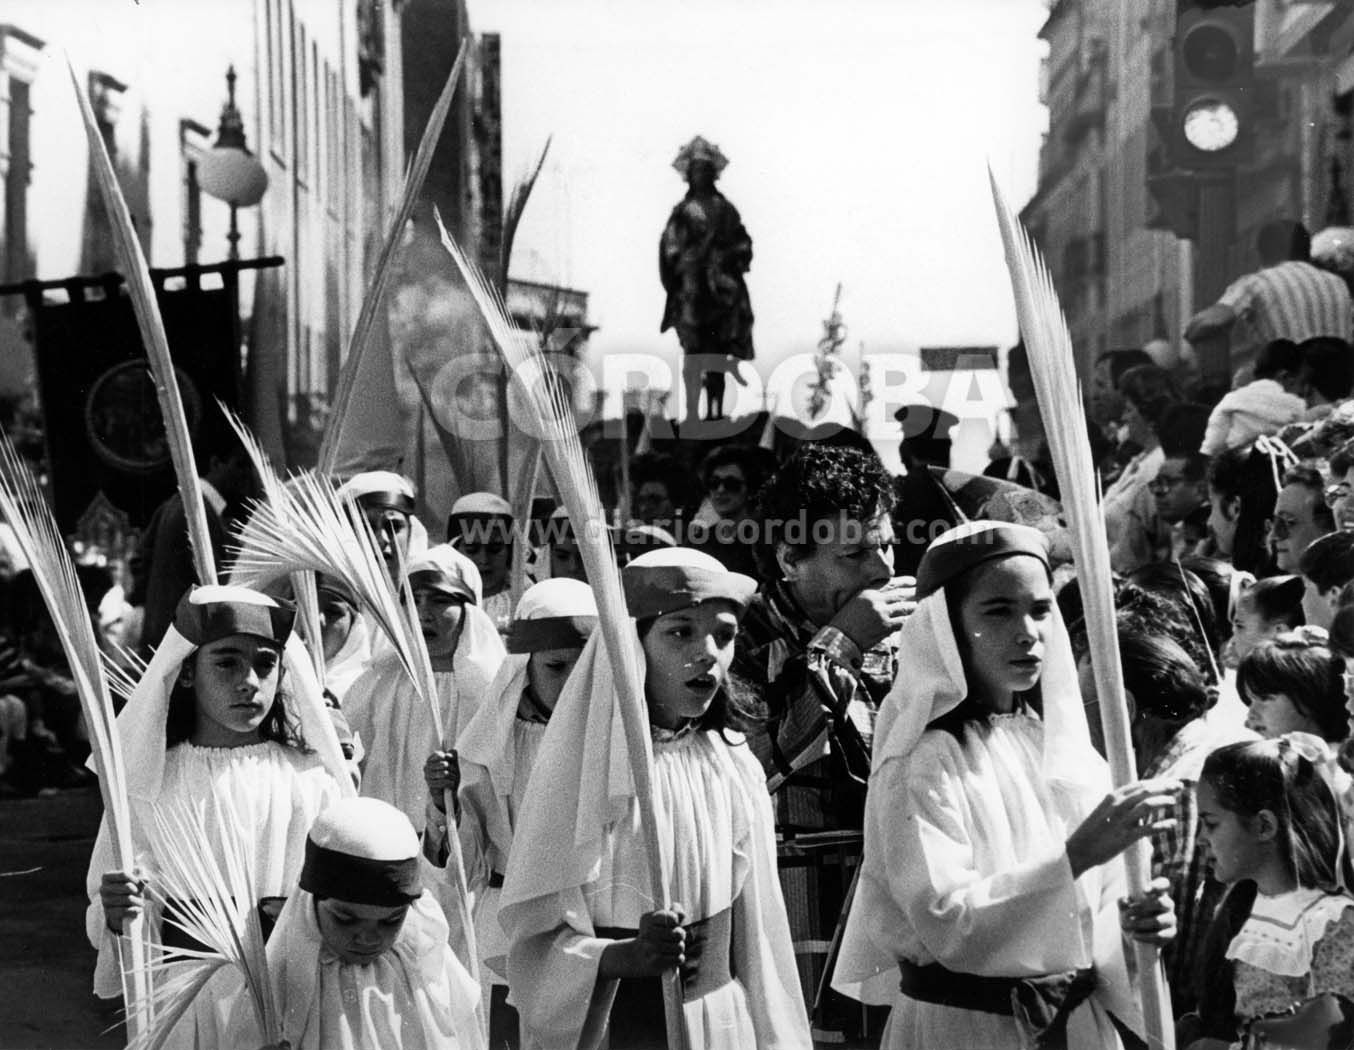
[690,445,768,579]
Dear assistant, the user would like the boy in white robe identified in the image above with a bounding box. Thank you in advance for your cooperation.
[344,545,504,831]
[229,796,480,1049]
[500,549,812,1050]
[425,577,599,1047]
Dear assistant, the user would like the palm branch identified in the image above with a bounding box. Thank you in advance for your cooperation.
[127,795,278,1049]
[434,209,690,1050]
[67,57,215,588]
[318,41,468,473]
[218,404,326,678]
[990,169,1174,1048]
[0,433,151,1038]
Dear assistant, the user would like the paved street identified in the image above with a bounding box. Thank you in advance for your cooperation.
[0,789,876,1050]
[0,789,121,1050]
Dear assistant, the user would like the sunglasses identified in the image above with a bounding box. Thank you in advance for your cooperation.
[708,476,746,493]
[1325,484,1351,508]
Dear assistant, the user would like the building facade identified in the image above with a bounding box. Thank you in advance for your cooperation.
[0,0,493,479]
[1017,0,1354,449]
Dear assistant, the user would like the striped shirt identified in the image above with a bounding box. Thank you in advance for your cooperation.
[1220,260,1352,372]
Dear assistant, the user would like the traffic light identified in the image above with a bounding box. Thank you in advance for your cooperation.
[1169,0,1256,170]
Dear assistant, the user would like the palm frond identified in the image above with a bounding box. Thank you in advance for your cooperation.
[218,404,326,678]
[319,40,468,472]
[217,401,286,508]
[102,647,148,706]
[0,434,153,1034]
[229,472,427,706]
[509,441,543,609]
[500,136,553,282]
[67,56,215,588]
[141,795,279,1046]
[122,958,224,1050]
[990,170,1175,1048]
[434,209,689,1050]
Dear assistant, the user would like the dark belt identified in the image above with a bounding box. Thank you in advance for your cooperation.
[597,905,734,1003]
[899,959,1098,1050]
[488,871,505,889]
[159,896,286,955]
[592,904,735,1048]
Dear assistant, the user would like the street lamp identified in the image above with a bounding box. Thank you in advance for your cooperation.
[197,66,268,260]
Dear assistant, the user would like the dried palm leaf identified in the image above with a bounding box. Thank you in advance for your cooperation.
[319,40,468,473]
[133,795,279,1049]
[500,136,553,284]
[409,367,470,496]
[435,209,690,1050]
[990,170,1174,1048]
[218,404,326,679]
[509,440,543,609]
[102,646,148,707]
[0,433,151,1038]
[67,57,215,588]
[121,957,222,1050]
[229,471,424,700]
[227,469,482,1031]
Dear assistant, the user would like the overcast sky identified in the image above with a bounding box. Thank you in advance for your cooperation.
[466,0,1050,468]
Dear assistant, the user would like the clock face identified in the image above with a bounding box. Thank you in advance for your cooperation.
[1183,100,1240,153]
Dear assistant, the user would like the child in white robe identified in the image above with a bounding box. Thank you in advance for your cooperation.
[447,491,518,631]
[500,548,812,1050]
[317,572,372,704]
[424,577,599,1048]
[229,796,480,1050]
[86,584,352,1046]
[344,544,505,831]
[832,521,1179,1049]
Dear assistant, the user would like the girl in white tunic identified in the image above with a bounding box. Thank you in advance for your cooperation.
[424,578,599,1048]
[87,585,352,1045]
[833,521,1179,1050]
[500,548,811,1050]
[344,544,505,831]
[229,796,480,1050]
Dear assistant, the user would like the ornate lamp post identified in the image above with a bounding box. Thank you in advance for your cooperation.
[197,66,268,260]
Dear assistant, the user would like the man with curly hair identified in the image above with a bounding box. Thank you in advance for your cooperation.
[738,444,915,824]
[735,444,914,1037]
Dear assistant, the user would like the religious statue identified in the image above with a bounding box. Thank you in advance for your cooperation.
[659,136,754,422]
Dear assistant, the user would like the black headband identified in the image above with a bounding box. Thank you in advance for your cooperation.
[506,615,597,654]
[173,594,296,646]
[300,838,421,907]
[355,491,416,516]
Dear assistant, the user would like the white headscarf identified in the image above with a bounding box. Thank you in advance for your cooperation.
[254,798,479,1050]
[408,543,484,606]
[870,522,1101,797]
[454,578,598,794]
[448,491,513,519]
[407,545,503,697]
[499,548,756,917]
[112,585,353,802]
[336,470,430,562]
